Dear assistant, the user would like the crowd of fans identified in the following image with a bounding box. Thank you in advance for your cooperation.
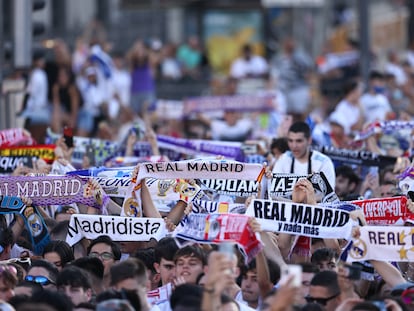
[5,14,414,311]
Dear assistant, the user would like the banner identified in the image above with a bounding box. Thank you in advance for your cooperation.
[94,177,132,198]
[67,166,134,178]
[353,120,414,141]
[173,213,262,263]
[246,199,354,239]
[136,159,265,182]
[312,145,397,167]
[66,214,167,246]
[351,196,412,225]
[0,145,55,163]
[200,178,259,197]
[0,196,49,254]
[343,226,414,262]
[0,128,34,147]
[191,200,246,215]
[183,95,274,115]
[156,135,243,160]
[0,156,36,173]
[0,175,108,210]
[267,172,339,203]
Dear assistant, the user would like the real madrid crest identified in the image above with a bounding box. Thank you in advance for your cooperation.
[123,197,142,217]
[24,207,43,237]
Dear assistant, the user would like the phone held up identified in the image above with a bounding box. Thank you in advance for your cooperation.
[63,126,74,148]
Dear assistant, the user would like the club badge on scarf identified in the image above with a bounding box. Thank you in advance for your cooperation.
[246,199,355,239]
[0,145,55,163]
[0,196,49,255]
[398,166,414,201]
[268,172,339,203]
[200,179,259,197]
[0,175,109,210]
[342,226,414,262]
[351,196,412,225]
[173,213,263,263]
[66,214,167,246]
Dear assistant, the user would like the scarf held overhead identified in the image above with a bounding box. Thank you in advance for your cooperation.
[0,175,109,210]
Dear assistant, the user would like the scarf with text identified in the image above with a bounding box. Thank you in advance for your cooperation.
[312,145,397,167]
[351,196,412,225]
[0,156,37,173]
[191,199,246,215]
[0,175,109,210]
[67,166,134,178]
[246,199,356,239]
[0,196,49,254]
[46,128,118,166]
[173,213,262,263]
[156,135,243,160]
[341,226,414,262]
[353,120,414,141]
[66,214,167,246]
[183,94,274,115]
[0,145,55,163]
[268,172,339,203]
[0,128,34,147]
[200,178,260,197]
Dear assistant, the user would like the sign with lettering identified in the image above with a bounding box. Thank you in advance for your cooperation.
[66,214,167,246]
[351,196,412,225]
[246,199,354,239]
[344,226,414,262]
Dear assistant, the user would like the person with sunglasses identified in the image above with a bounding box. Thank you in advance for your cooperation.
[25,259,58,290]
[306,270,341,311]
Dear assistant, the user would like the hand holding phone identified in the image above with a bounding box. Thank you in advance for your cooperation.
[63,126,74,148]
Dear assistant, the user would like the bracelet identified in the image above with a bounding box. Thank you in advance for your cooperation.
[204,286,215,294]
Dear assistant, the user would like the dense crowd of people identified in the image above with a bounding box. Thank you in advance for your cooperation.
[4,15,414,311]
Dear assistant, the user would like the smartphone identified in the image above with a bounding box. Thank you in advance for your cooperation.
[63,126,74,148]
[86,144,96,166]
[284,265,302,287]
[343,264,362,280]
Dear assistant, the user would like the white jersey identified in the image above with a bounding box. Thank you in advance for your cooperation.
[272,150,336,189]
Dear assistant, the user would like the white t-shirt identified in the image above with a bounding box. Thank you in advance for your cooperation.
[230,56,268,79]
[330,99,360,135]
[360,92,392,124]
[272,150,336,189]
[211,119,253,142]
[26,68,48,110]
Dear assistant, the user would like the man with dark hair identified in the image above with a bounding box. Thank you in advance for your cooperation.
[57,266,93,307]
[110,258,153,311]
[87,235,121,289]
[154,237,178,286]
[311,248,338,272]
[133,247,160,290]
[173,245,206,285]
[335,165,361,200]
[0,228,15,261]
[360,70,393,124]
[70,257,105,296]
[272,121,336,189]
[26,259,59,290]
[306,271,341,311]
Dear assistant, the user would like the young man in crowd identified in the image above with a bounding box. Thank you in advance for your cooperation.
[272,121,336,189]
[56,265,93,307]
[310,248,339,272]
[335,165,361,201]
[154,237,179,286]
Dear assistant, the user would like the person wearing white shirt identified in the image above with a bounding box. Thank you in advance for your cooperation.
[230,44,268,80]
[22,51,50,143]
[272,122,336,190]
[360,71,393,124]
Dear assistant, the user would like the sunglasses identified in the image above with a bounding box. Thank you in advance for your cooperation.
[89,251,114,261]
[25,275,55,286]
[305,292,340,306]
